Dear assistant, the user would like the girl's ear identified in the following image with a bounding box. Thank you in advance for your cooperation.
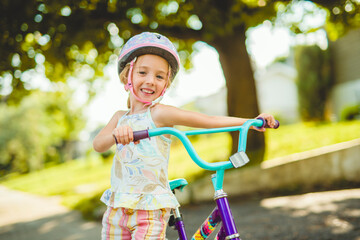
[119,64,130,85]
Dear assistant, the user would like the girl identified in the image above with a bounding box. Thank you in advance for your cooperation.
[93,32,276,240]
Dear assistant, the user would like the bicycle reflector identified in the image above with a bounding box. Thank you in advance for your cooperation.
[229,151,250,168]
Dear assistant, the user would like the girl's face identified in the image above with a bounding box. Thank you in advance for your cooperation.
[131,54,169,104]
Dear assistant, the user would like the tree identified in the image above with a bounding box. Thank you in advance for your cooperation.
[0,90,85,175]
[294,45,333,121]
[1,0,359,165]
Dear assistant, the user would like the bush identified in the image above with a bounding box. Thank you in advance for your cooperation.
[341,104,360,120]
[0,91,85,175]
[74,191,106,221]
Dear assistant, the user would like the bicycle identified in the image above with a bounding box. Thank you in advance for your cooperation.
[133,117,279,240]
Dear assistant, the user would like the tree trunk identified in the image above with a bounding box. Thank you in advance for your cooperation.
[212,27,265,166]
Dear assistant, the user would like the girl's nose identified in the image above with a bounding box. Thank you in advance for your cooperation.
[145,74,155,84]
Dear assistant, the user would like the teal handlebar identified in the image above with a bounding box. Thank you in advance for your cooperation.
[139,119,269,171]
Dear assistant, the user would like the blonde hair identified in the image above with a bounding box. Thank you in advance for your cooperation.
[119,60,172,108]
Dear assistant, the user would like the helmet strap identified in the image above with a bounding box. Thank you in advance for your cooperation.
[125,58,168,107]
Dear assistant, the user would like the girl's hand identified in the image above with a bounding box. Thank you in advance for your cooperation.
[112,125,140,145]
[253,113,276,132]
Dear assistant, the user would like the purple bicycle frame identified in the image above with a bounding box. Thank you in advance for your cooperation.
[174,190,241,240]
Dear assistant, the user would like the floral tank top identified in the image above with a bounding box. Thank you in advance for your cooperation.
[100,107,180,210]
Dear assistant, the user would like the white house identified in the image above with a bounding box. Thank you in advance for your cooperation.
[255,62,298,123]
[330,28,360,120]
[193,61,299,123]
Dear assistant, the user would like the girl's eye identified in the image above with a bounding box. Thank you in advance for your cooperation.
[157,75,165,79]
[138,71,146,75]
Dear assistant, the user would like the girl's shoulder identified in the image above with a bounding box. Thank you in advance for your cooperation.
[116,110,128,116]
[111,110,128,123]
[151,104,178,116]
[150,104,181,127]
[151,103,172,111]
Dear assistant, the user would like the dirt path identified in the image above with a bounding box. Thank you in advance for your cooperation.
[0,186,101,240]
[1,185,359,240]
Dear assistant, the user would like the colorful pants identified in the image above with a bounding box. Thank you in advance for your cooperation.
[101,207,171,240]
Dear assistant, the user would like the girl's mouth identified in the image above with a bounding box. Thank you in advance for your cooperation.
[141,88,155,95]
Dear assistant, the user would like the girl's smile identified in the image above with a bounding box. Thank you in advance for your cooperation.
[141,88,155,95]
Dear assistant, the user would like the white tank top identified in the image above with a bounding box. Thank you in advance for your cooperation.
[100,108,179,210]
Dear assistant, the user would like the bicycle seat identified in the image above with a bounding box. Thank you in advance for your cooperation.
[169,178,188,191]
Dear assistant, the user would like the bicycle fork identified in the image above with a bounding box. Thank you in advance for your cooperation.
[213,190,241,240]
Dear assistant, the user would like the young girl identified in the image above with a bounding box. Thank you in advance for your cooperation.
[93,32,276,240]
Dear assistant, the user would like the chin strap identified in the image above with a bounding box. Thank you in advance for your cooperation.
[125,58,168,107]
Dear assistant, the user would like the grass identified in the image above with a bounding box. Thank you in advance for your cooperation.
[264,121,360,160]
[169,120,360,179]
[1,120,360,212]
[1,156,112,208]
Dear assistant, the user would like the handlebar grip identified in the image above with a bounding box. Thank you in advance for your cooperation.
[256,117,280,129]
[133,129,150,142]
[273,120,280,129]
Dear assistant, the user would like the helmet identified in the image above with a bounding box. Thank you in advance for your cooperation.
[118,32,180,80]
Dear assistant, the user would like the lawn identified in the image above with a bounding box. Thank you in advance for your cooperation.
[1,120,360,212]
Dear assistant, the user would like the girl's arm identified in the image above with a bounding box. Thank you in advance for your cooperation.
[93,111,125,152]
[152,104,276,130]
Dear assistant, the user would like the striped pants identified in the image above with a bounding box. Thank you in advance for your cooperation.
[101,207,171,240]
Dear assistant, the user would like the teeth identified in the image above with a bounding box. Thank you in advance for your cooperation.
[142,89,154,94]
